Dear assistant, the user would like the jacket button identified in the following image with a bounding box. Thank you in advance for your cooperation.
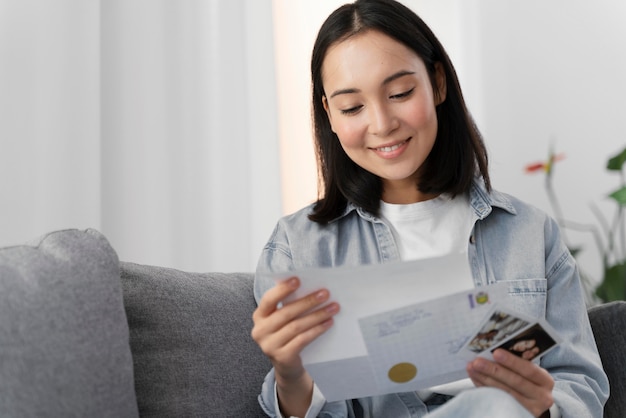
[469,235,475,244]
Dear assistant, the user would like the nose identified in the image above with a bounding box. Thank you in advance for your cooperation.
[368,103,399,137]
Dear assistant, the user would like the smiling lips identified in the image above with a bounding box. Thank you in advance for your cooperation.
[371,138,411,158]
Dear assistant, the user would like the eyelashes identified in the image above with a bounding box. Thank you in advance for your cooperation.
[341,105,363,115]
[390,87,415,99]
[339,87,415,116]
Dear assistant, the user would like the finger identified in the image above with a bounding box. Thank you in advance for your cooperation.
[278,288,333,320]
[467,355,538,394]
[467,356,517,390]
[272,307,339,363]
[468,350,552,390]
[466,352,553,416]
[466,363,536,413]
[254,278,332,338]
[492,349,554,413]
[259,301,340,355]
[492,349,553,388]
[252,277,303,346]
[254,277,300,319]
[255,286,333,338]
[257,303,339,373]
[252,278,339,355]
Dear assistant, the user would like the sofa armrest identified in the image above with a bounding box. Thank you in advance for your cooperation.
[589,301,626,418]
[0,229,138,417]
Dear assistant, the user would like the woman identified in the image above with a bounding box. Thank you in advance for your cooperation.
[251,1,608,417]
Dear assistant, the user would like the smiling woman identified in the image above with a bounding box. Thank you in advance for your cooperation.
[272,0,457,215]
[253,1,609,417]
[320,30,444,204]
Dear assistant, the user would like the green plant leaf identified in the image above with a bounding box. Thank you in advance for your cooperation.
[607,147,626,171]
[595,262,626,302]
[609,186,626,205]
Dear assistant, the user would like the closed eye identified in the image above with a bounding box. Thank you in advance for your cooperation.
[390,87,415,100]
[340,105,363,115]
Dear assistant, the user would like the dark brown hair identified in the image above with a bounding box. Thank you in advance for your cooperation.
[308,0,490,224]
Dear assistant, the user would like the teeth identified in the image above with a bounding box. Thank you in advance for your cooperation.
[377,141,405,152]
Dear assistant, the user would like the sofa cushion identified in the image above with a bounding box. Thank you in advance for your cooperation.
[588,301,626,418]
[0,229,139,417]
[121,262,271,417]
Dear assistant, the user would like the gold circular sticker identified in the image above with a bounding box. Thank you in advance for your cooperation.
[475,292,489,304]
[387,362,417,383]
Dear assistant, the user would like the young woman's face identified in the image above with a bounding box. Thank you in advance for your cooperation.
[322,30,445,203]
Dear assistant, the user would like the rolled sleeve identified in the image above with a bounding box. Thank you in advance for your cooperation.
[541,220,609,417]
[258,368,348,418]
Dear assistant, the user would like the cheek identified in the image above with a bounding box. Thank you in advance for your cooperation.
[333,119,366,149]
[404,100,436,125]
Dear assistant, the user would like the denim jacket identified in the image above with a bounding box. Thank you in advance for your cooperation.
[254,179,609,418]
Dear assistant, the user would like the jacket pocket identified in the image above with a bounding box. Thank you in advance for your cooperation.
[504,278,547,319]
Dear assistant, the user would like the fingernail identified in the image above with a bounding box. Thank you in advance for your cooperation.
[288,277,299,288]
[325,303,339,313]
[472,358,486,371]
[316,290,328,300]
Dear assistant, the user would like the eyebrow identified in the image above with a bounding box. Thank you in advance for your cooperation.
[328,70,416,99]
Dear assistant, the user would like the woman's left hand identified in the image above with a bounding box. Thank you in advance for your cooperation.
[466,348,554,417]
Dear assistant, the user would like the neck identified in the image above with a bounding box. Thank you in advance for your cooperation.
[382,180,439,204]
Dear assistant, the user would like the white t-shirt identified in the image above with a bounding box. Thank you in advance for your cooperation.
[379,192,474,263]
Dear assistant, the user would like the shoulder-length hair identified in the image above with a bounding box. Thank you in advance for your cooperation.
[308,0,490,224]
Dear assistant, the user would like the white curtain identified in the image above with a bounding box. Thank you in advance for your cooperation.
[0,0,281,273]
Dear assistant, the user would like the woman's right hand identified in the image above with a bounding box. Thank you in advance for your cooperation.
[251,277,340,416]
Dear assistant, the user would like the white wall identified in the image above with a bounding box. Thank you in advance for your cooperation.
[100,0,281,272]
[0,0,281,273]
[273,0,626,283]
[0,0,101,243]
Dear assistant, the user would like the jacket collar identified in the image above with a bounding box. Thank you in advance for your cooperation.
[329,176,516,223]
[468,176,516,219]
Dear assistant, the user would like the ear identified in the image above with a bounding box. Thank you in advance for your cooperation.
[322,95,336,133]
[434,62,447,105]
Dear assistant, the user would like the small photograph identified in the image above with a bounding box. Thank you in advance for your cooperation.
[492,323,557,361]
[465,309,530,353]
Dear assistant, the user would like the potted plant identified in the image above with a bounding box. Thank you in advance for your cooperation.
[525,146,626,303]
[593,147,626,301]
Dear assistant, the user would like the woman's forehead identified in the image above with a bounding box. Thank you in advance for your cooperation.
[321,31,426,90]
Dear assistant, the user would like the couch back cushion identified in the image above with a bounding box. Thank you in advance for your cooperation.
[0,229,139,417]
[120,262,271,417]
[589,301,626,418]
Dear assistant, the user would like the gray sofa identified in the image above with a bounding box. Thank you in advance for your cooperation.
[0,229,624,417]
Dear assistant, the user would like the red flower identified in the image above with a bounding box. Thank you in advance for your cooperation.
[525,152,565,174]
